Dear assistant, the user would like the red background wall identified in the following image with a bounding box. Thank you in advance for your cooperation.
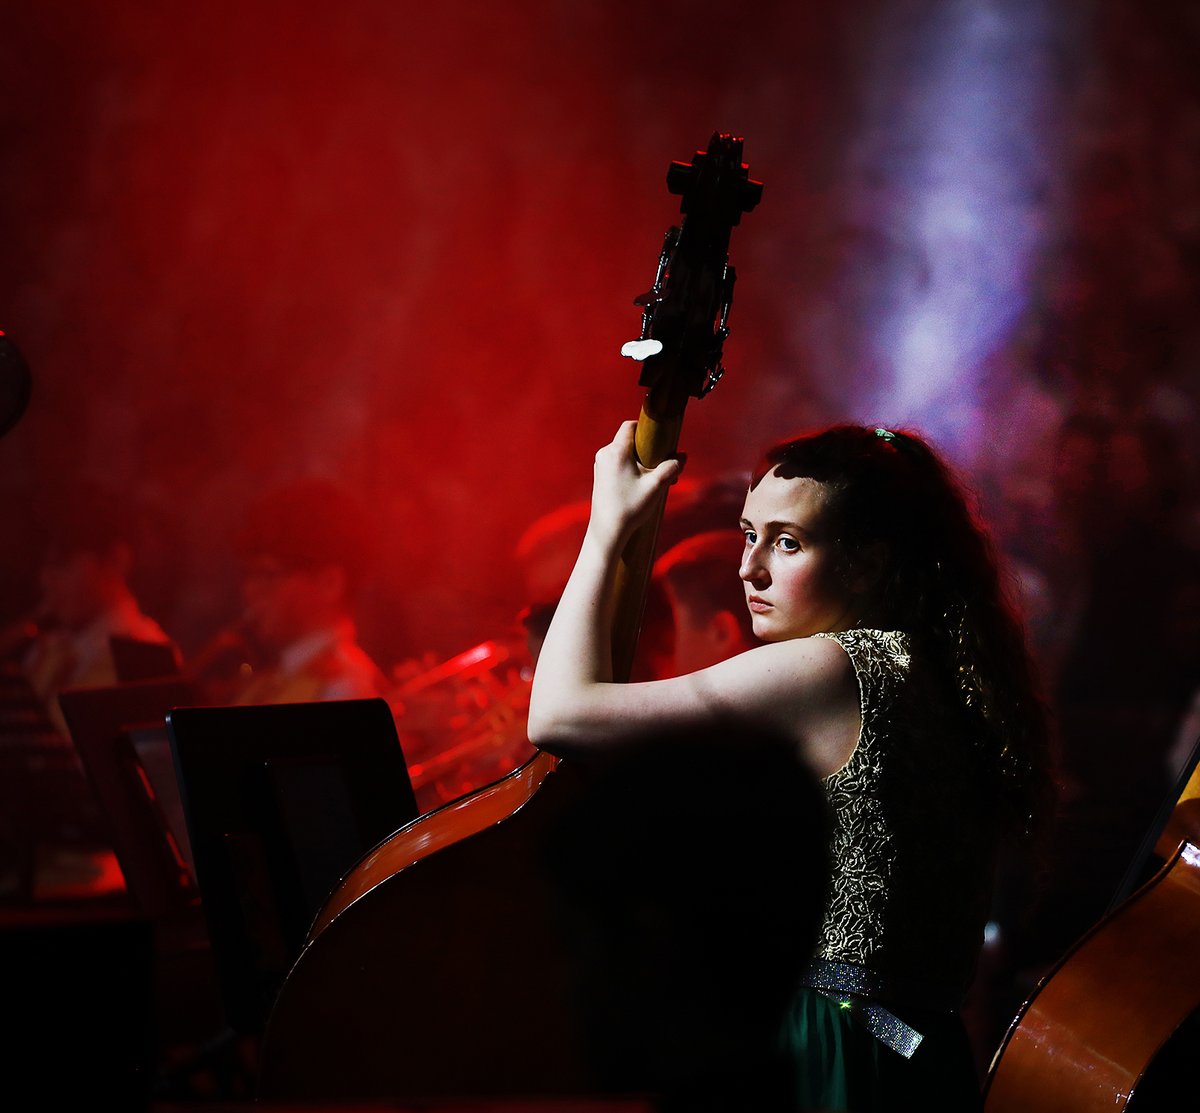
[2,0,1197,671]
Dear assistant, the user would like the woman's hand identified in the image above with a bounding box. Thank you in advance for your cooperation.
[586,421,684,547]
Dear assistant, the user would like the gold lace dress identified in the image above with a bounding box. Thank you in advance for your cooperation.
[784,627,997,1111]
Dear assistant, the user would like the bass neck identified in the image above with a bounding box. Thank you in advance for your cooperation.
[609,403,685,684]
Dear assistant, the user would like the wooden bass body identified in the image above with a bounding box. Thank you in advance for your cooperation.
[256,750,602,1099]
[257,132,764,1103]
[984,796,1200,1109]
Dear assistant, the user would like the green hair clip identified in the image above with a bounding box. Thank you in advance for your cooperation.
[874,427,896,442]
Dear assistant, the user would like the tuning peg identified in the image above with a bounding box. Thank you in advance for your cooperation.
[699,362,725,397]
[633,227,678,306]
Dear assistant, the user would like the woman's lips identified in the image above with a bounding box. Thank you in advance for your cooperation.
[747,596,772,613]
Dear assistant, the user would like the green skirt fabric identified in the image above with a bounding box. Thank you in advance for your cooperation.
[781,988,982,1112]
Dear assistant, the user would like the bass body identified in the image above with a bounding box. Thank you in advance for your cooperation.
[256,132,763,1102]
[984,756,1200,1109]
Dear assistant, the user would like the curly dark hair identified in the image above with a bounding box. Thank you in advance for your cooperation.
[751,424,1055,837]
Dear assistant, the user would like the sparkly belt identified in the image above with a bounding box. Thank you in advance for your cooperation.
[801,959,961,1060]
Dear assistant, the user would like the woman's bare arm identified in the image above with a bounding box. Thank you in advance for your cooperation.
[527,422,861,776]
[527,420,679,734]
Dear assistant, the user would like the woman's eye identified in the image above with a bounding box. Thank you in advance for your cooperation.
[777,536,800,553]
[743,530,757,546]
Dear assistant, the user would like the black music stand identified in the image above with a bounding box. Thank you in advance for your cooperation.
[164,697,418,1036]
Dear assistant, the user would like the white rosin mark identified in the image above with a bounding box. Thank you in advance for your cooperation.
[620,339,664,362]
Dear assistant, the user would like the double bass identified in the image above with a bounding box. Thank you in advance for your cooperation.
[256,132,763,1102]
[983,738,1200,1109]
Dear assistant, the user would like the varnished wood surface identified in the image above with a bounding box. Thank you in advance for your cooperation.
[308,749,557,937]
[984,839,1200,1110]
[256,758,596,1101]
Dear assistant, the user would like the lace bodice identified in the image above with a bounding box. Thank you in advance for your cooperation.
[810,628,997,1007]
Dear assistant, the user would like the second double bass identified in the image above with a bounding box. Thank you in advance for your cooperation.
[255,132,763,1101]
[983,748,1200,1110]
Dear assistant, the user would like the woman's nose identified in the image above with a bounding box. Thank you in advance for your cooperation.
[739,544,768,585]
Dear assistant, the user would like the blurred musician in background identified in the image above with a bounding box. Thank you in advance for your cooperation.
[16,482,178,733]
[515,496,681,681]
[385,494,726,814]
[653,528,757,676]
[389,499,600,812]
[221,476,390,707]
[388,495,689,813]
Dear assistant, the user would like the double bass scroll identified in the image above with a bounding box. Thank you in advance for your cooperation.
[612,138,761,682]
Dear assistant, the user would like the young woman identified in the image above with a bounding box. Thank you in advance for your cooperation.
[528,419,1053,1112]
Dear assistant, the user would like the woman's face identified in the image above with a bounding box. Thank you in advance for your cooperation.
[739,470,856,641]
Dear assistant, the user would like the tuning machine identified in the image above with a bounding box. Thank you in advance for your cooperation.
[695,262,737,397]
[631,226,680,340]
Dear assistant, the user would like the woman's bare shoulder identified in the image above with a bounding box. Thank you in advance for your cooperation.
[679,633,856,727]
[529,633,857,759]
[721,632,855,686]
[702,635,859,773]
